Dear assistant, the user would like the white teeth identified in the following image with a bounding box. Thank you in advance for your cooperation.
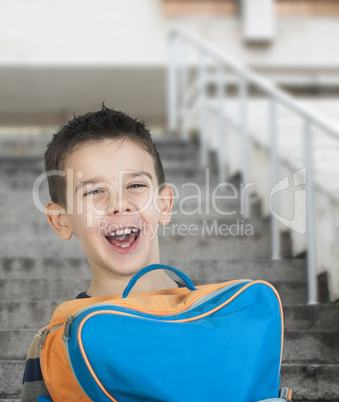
[107,228,139,236]
[120,243,130,248]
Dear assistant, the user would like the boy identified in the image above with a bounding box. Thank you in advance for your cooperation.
[21,105,179,401]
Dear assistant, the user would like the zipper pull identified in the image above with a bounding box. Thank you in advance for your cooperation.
[279,387,292,402]
[38,328,49,350]
[63,315,75,342]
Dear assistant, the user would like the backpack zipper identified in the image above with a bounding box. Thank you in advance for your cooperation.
[39,324,63,350]
[62,280,250,343]
[63,314,76,342]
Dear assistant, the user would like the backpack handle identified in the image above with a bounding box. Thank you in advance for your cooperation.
[122,263,197,298]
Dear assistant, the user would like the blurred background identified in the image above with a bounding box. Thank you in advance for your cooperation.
[0,0,339,127]
[1,1,339,400]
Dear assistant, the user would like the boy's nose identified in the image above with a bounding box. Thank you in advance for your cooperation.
[113,206,132,215]
[109,195,136,215]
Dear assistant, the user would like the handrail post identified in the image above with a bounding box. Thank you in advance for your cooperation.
[199,51,208,168]
[217,63,227,185]
[167,32,177,132]
[179,39,189,141]
[304,120,318,304]
[270,97,280,260]
[167,26,336,303]
[239,76,250,219]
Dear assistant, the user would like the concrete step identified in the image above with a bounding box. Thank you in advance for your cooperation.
[0,132,52,158]
[0,279,93,301]
[159,232,292,260]
[0,257,92,278]
[1,360,339,401]
[0,330,36,361]
[0,156,44,172]
[0,165,218,188]
[0,230,292,259]
[155,136,199,156]
[1,302,337,331]
[0,171,240,199]
[169,204,264,223]
[192,279,308,304]
[0,147,201,166]
[0,201,263,228]
[0,400,20,402]
[280,364,339,401]
[0,161,211,188]
[0,160,205,180]
[167,258,307,283]
[283,331,339,365]
[3,166,209,190]
[0,257,306,282]
[0,135,198,162]
[0,131,194,151]
[0,399,20,402]
[160,148,199,162]
[0,278,309,304]
[1,170,240,208]
[282,305,339,331]
[0,301,60,330]
[1,215,273,252]
[0,361,23,400]
[2,329,338,364]
[0,203,264,230]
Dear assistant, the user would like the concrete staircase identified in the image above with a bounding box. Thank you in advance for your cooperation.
[0,133,339,401]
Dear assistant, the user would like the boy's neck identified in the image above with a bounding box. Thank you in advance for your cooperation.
[86,268,179,298]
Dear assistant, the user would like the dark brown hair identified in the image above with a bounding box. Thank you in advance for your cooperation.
[44,104,166,208]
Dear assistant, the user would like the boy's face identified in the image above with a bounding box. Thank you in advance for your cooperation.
[47,138,173,279]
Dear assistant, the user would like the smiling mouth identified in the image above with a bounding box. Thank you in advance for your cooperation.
[105,229,140,249]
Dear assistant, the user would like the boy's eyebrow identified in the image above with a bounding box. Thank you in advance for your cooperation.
[75,171,153,193]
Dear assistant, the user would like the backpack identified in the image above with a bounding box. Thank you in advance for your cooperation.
[39,263,291,402]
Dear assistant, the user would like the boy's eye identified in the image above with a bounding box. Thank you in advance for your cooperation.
[128,183,146,189]
[83,189,103,196]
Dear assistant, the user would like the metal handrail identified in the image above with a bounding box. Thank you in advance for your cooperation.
[168,26,339,139]
[166,25,339,304]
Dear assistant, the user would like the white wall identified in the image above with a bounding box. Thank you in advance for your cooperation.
[1,0,339,67]
[1,0,339,124]
[0,0,166,65]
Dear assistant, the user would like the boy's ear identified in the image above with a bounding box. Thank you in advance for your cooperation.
[46,201,73,240]
[158,184,174,226]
